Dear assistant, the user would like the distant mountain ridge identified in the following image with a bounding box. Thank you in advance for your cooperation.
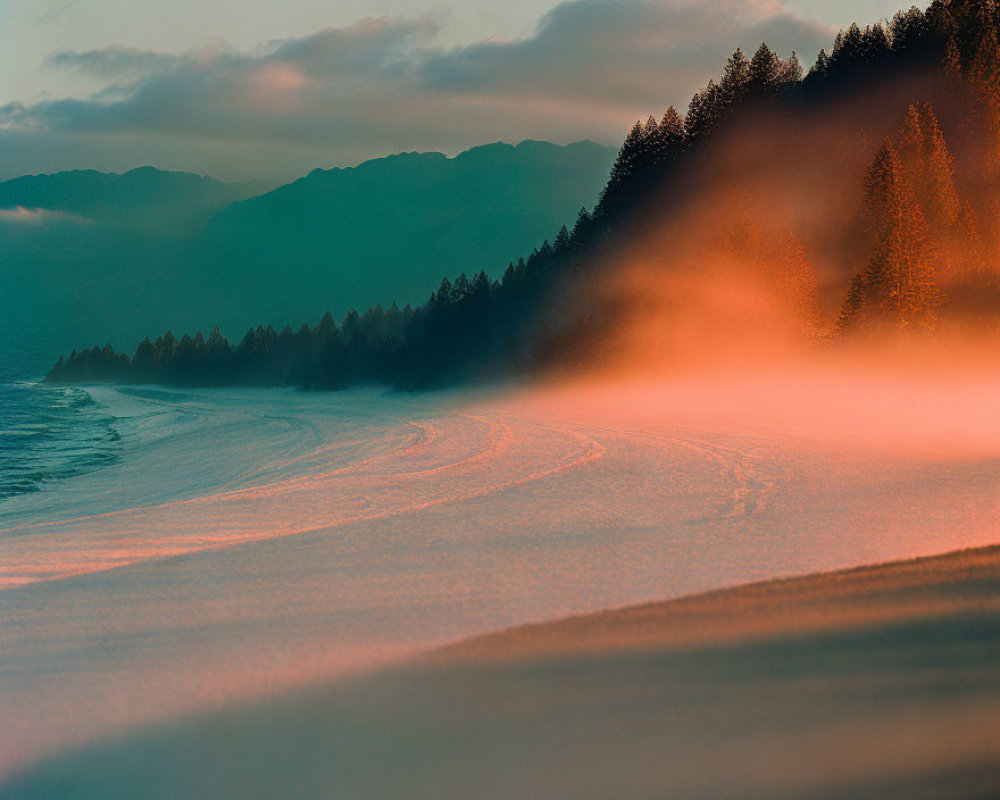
[0,166,256,232]
[0,140,617,378]
[188,140,617,332]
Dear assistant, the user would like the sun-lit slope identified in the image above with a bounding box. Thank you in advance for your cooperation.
[6,546,999,800]
[440,544,1000,661]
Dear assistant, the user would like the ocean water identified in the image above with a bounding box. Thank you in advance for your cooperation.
[0,383,122,502]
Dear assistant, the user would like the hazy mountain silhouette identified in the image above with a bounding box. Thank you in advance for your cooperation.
[185,140,616,332]
[0,166,255,232]
[0,166,256,378]
[0,141,615,378]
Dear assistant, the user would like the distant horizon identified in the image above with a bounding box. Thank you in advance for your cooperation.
[0,137,617,186]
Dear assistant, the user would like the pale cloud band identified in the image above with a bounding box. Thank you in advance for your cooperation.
[0,0,835,182]
[0,206,90,224]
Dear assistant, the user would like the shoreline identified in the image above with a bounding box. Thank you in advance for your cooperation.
[0,382,123,506]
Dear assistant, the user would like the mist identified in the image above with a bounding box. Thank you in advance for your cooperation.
[505,69,1000,465]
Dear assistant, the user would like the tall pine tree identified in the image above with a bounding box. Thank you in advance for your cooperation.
[842,139,941,332]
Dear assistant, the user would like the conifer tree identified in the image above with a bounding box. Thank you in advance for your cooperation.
[572,207,594,242]
[943,35,963,76]
[838,273,867,333]
[659,106,686,143]
[847,139,941,332]
[645,106,686,167]
[963,8,1000,174]
[641,115,659,141]
[892,103,961,279]
[835,23,865,68]
[206,326,228,356]
[860,22,892,64]
[453,273,471,301]
[955,201,988,276]
[471,270,492,299]
[968,7,1000,102]
[778,51,803,83]
[155,331,177,367]
[895,104,924,160]
[720,49,751,107]
[554,225,571,251]
[431,276,453,307]
[317,310,336,337]
[812,49,830,76]
[891,6,928,54]
[685,80,721,140]
[915,103,960,233]
[604,120,645,199]
[341,309,362,347]
[132,337,155,381]
[502,262,517,285]
[748,43,782,96]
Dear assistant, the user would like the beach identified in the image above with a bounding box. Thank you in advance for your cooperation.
[2,378,999,792]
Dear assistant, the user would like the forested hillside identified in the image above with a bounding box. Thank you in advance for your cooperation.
[47,0,1000,389]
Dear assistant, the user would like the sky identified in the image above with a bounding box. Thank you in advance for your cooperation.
[0,0,914,182]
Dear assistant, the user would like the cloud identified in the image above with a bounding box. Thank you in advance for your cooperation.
[45,47,183,81]
[0,206,90,224]
[0,0,835,182]
[421,0,827,106]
